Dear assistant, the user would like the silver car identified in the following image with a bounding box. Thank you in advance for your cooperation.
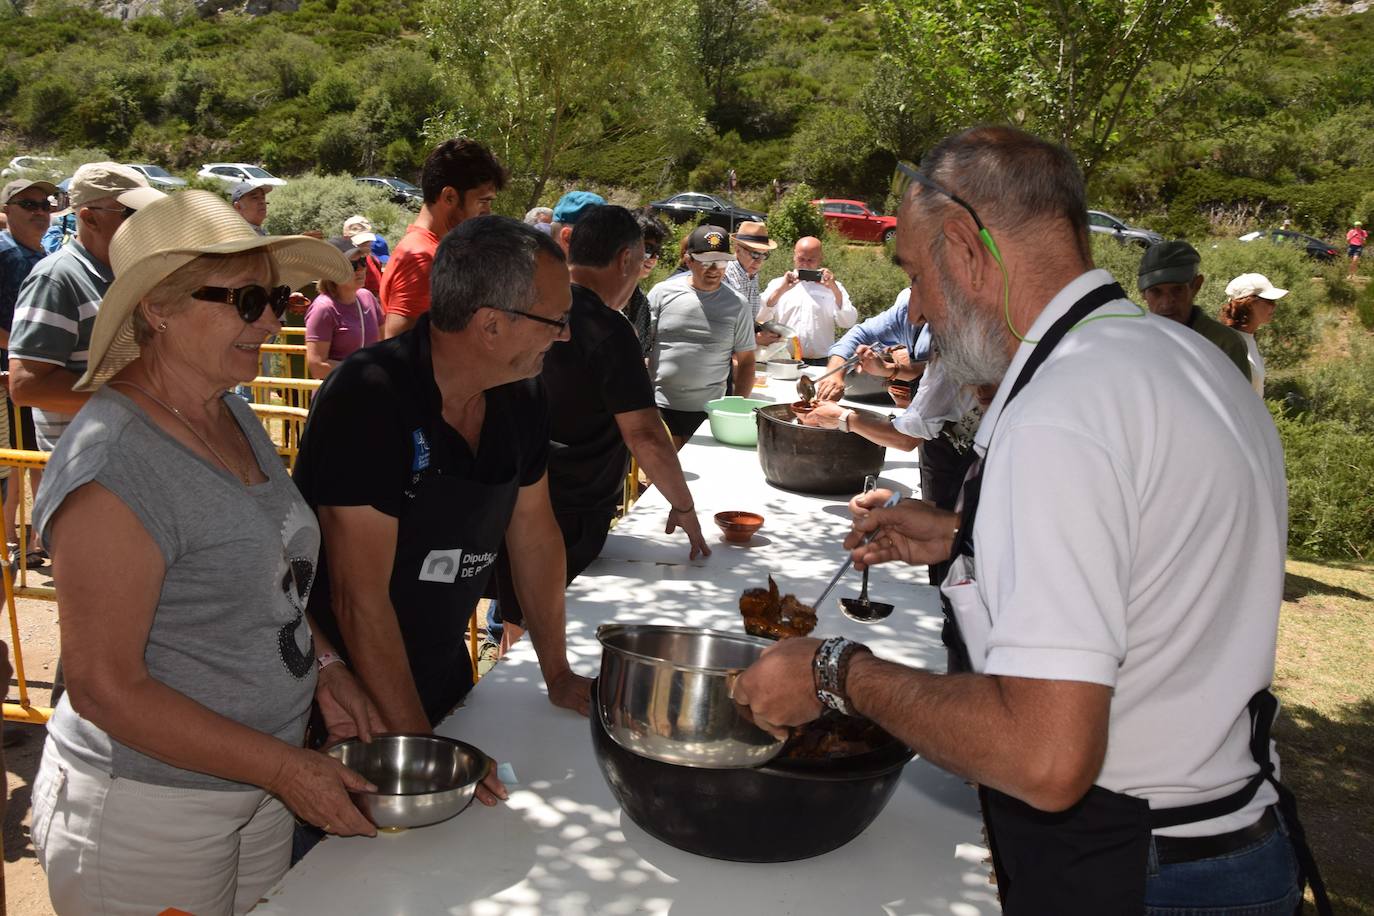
[1088,210,1163,248]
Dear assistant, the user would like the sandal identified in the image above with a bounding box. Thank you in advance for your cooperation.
[24,548,47,569]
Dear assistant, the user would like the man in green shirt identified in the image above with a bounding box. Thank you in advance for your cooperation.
[1138,241,1251,382]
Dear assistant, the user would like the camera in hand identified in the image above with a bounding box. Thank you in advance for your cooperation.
[797,268,823,282]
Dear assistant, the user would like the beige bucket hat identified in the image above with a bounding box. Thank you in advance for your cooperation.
[79,190,353,390]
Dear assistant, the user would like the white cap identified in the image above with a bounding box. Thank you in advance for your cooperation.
[342,214,377,246]
[1225,273,1287,301]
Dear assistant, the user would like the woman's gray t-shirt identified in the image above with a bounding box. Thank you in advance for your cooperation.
[33,387,320,791]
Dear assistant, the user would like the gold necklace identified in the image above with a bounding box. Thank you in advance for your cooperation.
[109,380,256,486]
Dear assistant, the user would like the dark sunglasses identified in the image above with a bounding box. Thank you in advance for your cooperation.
[8,198,58,213]
[191,285,292,323]
[498,306,570,332]
[740,248,770,262]
[643,248,661,260]
[349,257,368,270]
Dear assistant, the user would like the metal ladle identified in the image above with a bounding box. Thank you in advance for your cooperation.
[796,354,860,403]
[838,476,896,623]
[810,489,901,615]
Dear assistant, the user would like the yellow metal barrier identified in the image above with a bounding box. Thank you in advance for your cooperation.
[277,326,307,340]
[250,403,310,469]
[261,343,307,357]
[247,376,322,412]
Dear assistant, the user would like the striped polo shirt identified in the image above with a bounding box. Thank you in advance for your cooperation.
[9,240,112,450]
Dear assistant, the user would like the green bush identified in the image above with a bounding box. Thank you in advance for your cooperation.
[766,183,824,246]
[260,173,407,241]
[1271,404,1374,560]
[1357,278,1374,329]
[1294,337,1374,436]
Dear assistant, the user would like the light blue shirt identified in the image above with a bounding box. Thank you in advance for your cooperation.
[828,288,925,359]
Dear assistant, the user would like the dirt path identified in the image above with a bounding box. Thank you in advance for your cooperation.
[4,578,60,916]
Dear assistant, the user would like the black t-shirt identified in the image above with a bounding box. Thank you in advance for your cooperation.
[542,284,656,514]
[293,314,550,663]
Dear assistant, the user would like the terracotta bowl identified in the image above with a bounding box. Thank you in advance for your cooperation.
[714,511,765,544]
[789,400,816,419]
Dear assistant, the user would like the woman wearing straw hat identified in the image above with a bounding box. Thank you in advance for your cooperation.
[28,191,387,913]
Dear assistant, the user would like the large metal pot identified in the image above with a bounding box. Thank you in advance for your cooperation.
[590,683,914,862]
[755,403,885,495]
[596,624,786,768]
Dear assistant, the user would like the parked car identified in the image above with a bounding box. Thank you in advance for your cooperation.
[1088,210,1163,248]
[356,176,422,207]
[125,164,187,189]
[1238,229,1338,262]
[813,198,897,244]
[647,193,766,231]
[2,156,64,181]
[196,163,288,188]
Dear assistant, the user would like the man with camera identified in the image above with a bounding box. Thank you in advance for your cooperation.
[758,235,857,362]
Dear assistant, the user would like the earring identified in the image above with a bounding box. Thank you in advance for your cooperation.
[158,322,168,332]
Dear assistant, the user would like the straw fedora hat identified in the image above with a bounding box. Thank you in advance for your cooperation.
[78,190,353,390]
[731,220,778,252]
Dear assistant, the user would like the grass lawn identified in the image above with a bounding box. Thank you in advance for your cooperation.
[1276,559,1374,913]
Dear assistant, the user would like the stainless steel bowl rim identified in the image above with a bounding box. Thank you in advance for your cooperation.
[324,734,492,797]
[596,623,775,675]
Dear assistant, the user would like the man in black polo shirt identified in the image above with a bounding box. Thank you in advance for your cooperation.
[294,216,591,732]
[494,206,710,631]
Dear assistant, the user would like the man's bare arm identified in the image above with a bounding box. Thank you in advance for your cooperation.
[9,358,90,413]
[317,504,430,733]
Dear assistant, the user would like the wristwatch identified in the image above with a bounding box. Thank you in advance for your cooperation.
[837,409,854,433]
[812,637,871,716]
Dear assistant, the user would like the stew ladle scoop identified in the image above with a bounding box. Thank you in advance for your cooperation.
[796,353,860,403]
[811,490,902,613]
[839,476,896,622]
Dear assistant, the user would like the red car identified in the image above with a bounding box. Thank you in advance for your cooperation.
[812,198,898,244]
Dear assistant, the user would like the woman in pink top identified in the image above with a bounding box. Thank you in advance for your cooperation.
[304,238,382,379]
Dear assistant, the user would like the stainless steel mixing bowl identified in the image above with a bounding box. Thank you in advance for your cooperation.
[596,624,785,769]
[325,734,490,829]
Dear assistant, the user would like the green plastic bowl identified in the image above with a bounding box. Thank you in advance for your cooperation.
[705,397,771,447]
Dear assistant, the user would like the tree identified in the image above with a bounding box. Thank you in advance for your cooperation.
[697,0,764,108]
[423,0,704,208]
[867,0,1296,179]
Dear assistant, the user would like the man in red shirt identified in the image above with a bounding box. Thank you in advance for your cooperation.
[380,139,508,338]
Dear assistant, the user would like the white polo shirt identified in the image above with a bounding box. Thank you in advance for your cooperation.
[759,277,857,358]
[954,269,1286,837]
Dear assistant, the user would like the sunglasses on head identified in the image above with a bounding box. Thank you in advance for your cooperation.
[8,198,57,213]
[891,161,1002,261]
[191,285,293,323]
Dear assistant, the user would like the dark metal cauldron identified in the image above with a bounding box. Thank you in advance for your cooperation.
[755,403,886,495]
[590,681,913,862]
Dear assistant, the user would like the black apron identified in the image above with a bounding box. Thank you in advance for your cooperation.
[391,390,520,726]
[939,283,1331,914]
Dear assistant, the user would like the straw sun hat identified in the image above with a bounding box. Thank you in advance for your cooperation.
[78,190,353,390]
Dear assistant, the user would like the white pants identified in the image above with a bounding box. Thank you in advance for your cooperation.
[32,739,294,916]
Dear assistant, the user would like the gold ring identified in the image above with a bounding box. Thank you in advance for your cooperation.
[322,823,331,832]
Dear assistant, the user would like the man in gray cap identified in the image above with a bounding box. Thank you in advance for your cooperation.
[10,163,164,453]
[1137,241,1250,381]
[231,181,271,235]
